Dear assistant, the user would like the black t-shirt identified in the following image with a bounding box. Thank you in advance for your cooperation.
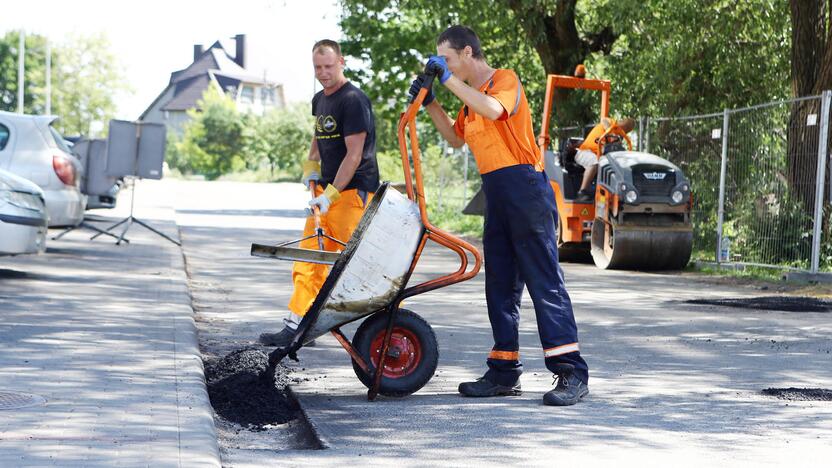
[312,82,379,192]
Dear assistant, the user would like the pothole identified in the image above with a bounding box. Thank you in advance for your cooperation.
[0,391,47,410]
[686,296,832,312]
[761,388,832,401]
[204,348,299,431]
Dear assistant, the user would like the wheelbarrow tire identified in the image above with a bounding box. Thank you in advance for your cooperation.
[351,308,438,397]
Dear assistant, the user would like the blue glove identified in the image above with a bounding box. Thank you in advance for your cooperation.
[408,74,434,106]
[426,56,452,84]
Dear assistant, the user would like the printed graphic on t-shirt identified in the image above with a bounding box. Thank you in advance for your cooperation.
[315,115,339,139]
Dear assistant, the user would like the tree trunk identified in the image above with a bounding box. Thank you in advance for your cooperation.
[788,0,831,210]
[504,0,616,126]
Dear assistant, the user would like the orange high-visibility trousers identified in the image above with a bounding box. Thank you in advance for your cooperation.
[287,186,374,316]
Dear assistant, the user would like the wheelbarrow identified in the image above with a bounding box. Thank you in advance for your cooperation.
[251,69,481,401]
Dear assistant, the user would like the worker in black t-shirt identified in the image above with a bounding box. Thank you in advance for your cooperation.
[260,39,379,347]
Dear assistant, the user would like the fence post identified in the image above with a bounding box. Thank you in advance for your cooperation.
[810,91,831,273]
[638,117,645,151]
[715,109,730,263]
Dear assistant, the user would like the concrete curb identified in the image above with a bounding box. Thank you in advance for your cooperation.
[285,385,330,450]
[168,227,222,467]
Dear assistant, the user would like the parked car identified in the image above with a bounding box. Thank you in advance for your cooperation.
[0,111,86,227]
[0,168,47,255]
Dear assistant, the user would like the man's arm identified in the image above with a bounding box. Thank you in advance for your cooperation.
[331,132,366,191]
[424,100,465,148]
[308,136,320,161]
[443,75,505,121]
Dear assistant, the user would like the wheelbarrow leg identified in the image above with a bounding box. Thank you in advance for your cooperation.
[368,302,400,401]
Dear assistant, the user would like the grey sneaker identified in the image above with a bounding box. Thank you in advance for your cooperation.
[458,377,522,397]
[543,372,588,406]
[258,327,315,347]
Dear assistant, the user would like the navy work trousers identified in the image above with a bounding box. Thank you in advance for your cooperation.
[480,164,589,386]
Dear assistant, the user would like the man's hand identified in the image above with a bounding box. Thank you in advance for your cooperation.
[408,74,434,106]
[426,56,452,84]
[302,160,321,188]
[309,184,341,214]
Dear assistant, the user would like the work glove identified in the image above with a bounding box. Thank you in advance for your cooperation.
[301,160,321,188]
[426,55,452,84]
[408,74,434,106]
[309,184,341,214]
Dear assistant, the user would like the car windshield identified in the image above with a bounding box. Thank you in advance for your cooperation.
[49,125,74,155]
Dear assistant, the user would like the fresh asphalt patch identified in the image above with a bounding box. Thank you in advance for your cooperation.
[685,296,832,312]
[203,348,298,430]
[761,388,832,401]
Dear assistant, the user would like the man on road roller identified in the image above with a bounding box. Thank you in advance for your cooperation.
[574,117,635,202]
[260,39,380,347]
[409,25,589,406]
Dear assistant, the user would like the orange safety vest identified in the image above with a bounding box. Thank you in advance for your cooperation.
[453,69,542,175]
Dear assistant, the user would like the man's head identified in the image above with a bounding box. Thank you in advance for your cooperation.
[618,118,636,133]
[435,25,484,81]
[312,39,346,92]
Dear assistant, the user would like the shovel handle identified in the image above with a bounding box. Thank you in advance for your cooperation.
[308,180,325,250]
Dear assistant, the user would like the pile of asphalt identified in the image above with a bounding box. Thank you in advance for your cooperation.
[687,296,832,312]
[204,348,298,430]
[762,388,832,401]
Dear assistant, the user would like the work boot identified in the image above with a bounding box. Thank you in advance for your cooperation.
[258,327,315,347]
[458,377,522,397]
[575,189,594,203]
[543,370,588,406]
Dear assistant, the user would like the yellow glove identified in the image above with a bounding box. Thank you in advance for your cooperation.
[309,184,341,214]
[302,160,321,188]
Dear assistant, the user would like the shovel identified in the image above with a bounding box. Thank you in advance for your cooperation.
[250,180,346,264]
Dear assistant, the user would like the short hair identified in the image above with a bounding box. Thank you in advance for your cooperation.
[436,25,483,59]
[313,39,341,56]
[619,118,636,132]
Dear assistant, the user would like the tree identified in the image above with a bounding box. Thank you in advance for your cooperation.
[0,31,127,136]
[51,32,129,136]
[244,103,314,179]
[0,31,48,114]
[177,88,246,180]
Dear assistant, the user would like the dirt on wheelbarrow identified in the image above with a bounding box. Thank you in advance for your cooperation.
[203,348,299,431]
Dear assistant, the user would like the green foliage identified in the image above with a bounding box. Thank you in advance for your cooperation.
[590,0,791,117]
[0,31,128,136]
[170,90,313,181]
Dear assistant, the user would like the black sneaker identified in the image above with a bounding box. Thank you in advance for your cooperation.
[458,377,522,397]
[258,327,315,347]
[543,372,588,406]
[575,190,594,203]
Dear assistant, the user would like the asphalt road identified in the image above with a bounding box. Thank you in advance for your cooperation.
[175,179,832,467]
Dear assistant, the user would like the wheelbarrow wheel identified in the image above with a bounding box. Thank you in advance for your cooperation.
[351,308,438,397]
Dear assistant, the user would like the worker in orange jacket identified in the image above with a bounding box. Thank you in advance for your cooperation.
[409,25,589,406]
[260,39,379,347]
[575,117,635,202]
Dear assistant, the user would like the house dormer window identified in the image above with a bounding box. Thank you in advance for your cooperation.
[240,85,254,104]
[261,87,276,106]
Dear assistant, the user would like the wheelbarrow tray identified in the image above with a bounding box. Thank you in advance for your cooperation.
[259,183,425,360]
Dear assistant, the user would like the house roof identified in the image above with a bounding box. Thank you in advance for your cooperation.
[141,41,278,118]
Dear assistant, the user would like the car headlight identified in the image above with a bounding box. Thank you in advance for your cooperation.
[624,190,638,203]
[671,190,684,204]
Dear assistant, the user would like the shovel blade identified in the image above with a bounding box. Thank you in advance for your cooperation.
[251,243,339,265]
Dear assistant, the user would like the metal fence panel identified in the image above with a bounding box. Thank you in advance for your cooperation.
[645,114,725,261]
[722,97,822,270]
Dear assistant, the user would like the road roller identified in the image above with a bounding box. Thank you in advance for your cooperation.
[538,69,693,270]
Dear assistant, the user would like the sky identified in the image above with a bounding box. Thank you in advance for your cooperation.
[1,0,343,119]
